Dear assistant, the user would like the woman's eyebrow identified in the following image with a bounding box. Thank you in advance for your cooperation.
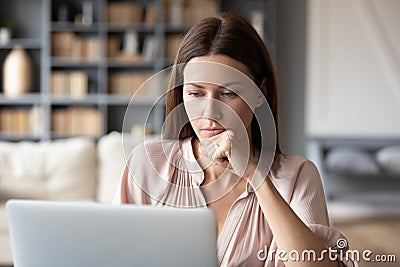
[219,81,243,89]
[186,83,205,88]
[185,82,242,88]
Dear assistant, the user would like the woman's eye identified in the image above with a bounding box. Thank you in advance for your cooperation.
[221,91,236,98]
[188,92,202,97]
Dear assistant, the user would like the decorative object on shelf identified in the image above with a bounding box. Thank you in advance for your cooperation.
[123,30,139,56]
[0,20,13,46]
[2,45,33,98]
[82,1,94,26]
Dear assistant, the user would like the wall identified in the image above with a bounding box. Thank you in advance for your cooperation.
[306,0,400,138]
[276,0,307,156]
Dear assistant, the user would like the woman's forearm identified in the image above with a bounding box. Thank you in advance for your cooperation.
[251,170,339,267]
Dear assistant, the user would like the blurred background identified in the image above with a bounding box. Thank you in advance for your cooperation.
[0,0,399,266]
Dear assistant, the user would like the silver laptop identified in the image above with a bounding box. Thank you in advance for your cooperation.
[6,200,218,267]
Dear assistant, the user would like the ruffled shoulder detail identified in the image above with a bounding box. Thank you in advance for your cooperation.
[126,138,206,207]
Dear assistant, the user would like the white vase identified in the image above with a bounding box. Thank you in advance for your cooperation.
[3,45,32,98]
[0,27,11,45]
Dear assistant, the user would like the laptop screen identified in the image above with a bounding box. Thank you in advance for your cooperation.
[6,200,218,267]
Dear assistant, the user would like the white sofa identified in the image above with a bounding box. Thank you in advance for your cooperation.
[0,132,149,266]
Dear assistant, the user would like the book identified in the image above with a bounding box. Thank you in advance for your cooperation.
[51,71,88,97]
[52,107,102,136]
[0,108,38,135]
[107,37,120,58]
[70,71,88,98]
[145,3,157,27]
[108,72,153,96]
[52,31,75,58]
[107,2,143,25]
[30,105,42,136]
[184,0,217,25]
[164,34,182,59]
[0,109,12,133]
[142,35,158,62]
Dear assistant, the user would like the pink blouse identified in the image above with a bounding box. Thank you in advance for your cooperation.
[113,138,359,267]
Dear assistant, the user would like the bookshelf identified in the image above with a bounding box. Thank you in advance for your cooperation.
[0,0,276,141]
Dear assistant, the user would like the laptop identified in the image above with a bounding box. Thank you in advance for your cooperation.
[6,200,218,267]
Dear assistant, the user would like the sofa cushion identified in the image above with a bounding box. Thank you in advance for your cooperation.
[376,146,400,175]
[324,147,380,175]
[96,132,158,204]
[0,137,96,201]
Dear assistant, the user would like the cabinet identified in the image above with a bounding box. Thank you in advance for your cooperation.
[0,0,276,141]
[308,138,400,219]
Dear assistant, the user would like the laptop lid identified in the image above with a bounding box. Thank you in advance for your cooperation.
[6,200,218,267]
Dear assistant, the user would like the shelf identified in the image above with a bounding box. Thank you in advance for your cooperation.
[50,95,99,105]
[105,94,159,106]
[0,133,41,142]
[106,59,155,69]
[0,39,42,50]
[51,58,101,68]
[51,132,102,140]
[51,22,99,32]
[0,94,41,105]
[105,23,155,33]
[312,138,400,149]
[164,24,190,33]
[326,170,400,180]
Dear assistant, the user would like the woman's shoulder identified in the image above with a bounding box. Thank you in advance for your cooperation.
[271,153,320,179]
[128,137,191,166]
[130,137,179,154]
[269,153,323,202]
[276,153,316,167]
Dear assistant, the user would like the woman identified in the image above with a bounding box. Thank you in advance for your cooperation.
[114,13,359,267]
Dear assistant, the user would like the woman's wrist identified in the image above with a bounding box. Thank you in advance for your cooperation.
[242,157,257,182]
[245,162,274,193]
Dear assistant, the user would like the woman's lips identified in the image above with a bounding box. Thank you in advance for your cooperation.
[201,128,225,137]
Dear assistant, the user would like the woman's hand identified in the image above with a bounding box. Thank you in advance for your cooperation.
[199,130,257,181]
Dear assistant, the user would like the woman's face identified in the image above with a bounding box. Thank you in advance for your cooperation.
[183,55,261,141]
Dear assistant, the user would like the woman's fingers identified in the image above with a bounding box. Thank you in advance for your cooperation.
[200,131,231,160]
[199,130,252,177]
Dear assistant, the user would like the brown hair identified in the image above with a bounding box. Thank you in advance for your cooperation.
[164,13,281,154]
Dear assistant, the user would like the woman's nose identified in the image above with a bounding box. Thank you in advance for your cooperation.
[203,97,222,120]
